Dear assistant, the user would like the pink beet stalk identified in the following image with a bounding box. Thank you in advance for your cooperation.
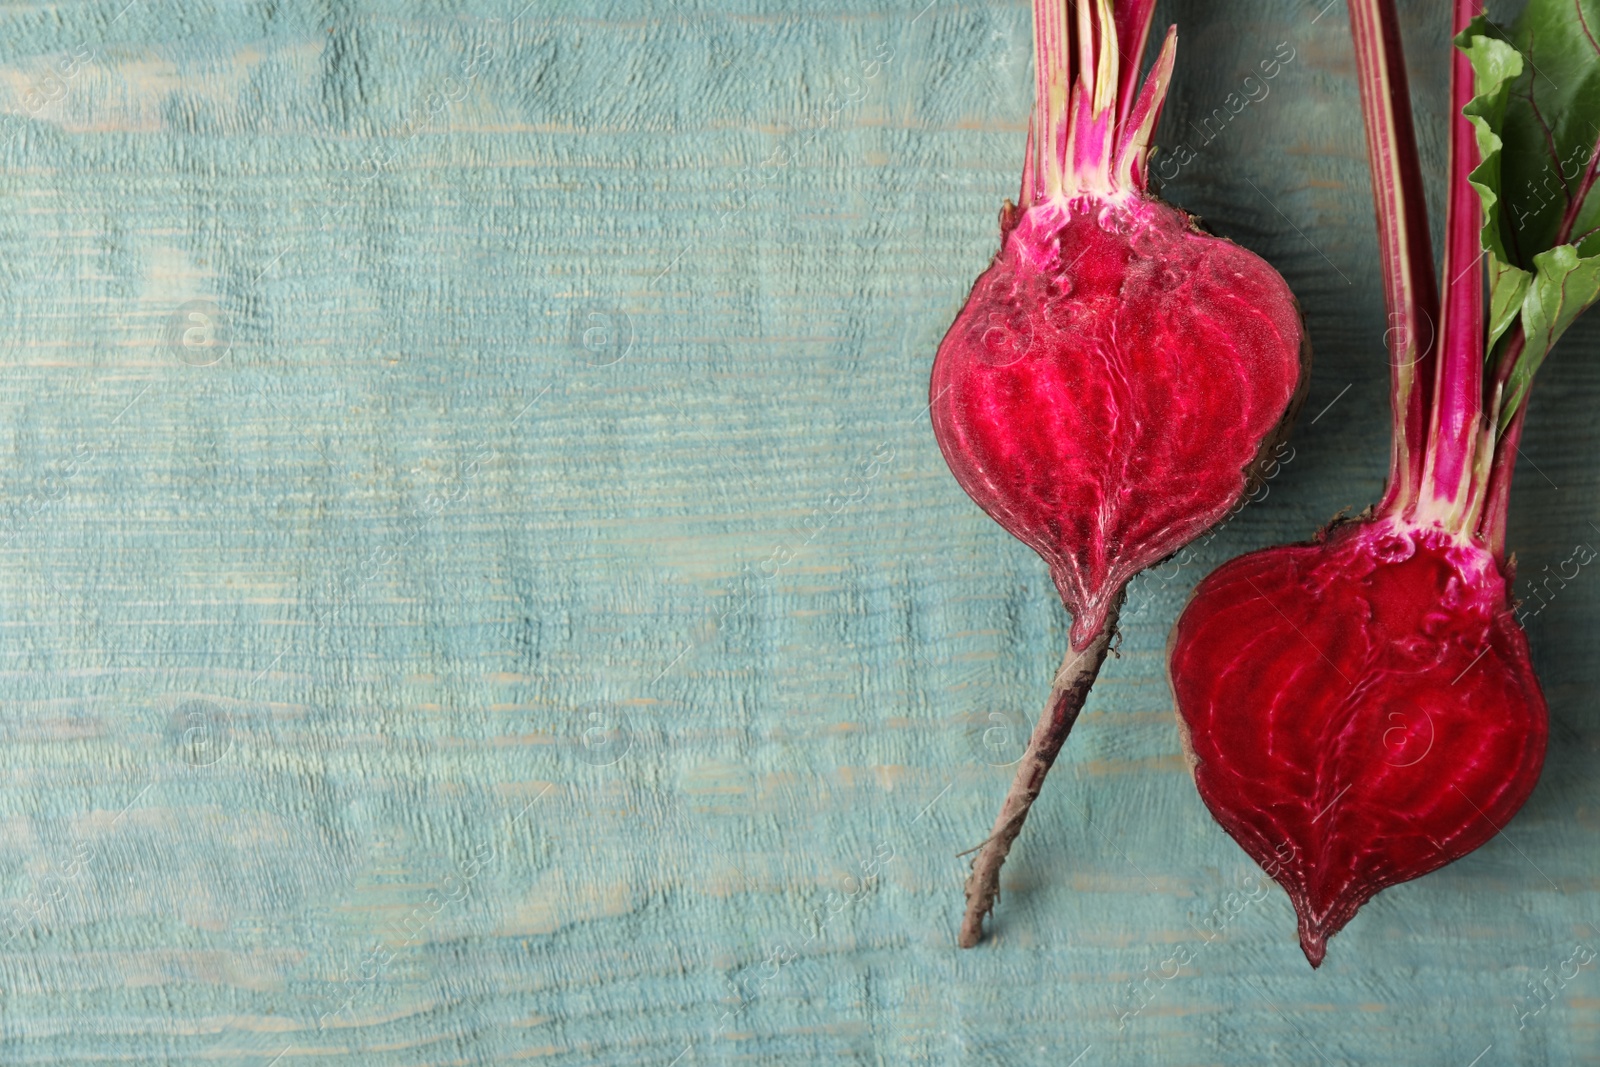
[1348,0,1438,515]
[1415,0,1492,534]
[1168,0,1579,967]
[932,0,1308,947]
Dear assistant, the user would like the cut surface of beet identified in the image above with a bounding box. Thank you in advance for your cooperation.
[932,197,1308,649]
[1169,518,1548,966]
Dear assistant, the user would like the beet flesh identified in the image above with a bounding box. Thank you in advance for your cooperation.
[931,195,1309,649]
[1168,517,1548,966]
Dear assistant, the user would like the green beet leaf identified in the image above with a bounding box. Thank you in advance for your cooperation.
[1458,1,1600,424]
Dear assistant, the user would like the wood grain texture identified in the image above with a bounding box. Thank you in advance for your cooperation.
[0,0,1591,1063]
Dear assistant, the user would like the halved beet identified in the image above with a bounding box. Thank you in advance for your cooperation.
[1166,0,1586,968]
[932,0,1310,947]
[1169,517,1548,966]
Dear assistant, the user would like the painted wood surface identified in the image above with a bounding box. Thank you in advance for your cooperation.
[0,0,1593,1063]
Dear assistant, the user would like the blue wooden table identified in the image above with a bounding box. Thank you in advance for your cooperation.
[0,0,1593,1063]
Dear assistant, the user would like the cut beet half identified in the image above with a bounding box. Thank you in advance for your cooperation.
[1168,0,1595,966]
[1168,517,1547,966]
[930,0,1308,947]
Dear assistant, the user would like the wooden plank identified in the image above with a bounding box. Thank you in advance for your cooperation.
[0,0,1590,1063]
